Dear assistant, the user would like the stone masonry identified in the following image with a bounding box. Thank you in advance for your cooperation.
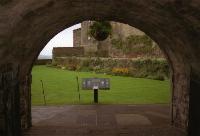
[0,64,21,136]
[19,75,32,130]
[53,47,84,58]
[73,28,81,47]
[74,21,163,58]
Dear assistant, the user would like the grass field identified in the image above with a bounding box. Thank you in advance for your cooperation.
[31,66,170,105]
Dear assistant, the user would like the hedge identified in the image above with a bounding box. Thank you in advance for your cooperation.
[52,57,169,80]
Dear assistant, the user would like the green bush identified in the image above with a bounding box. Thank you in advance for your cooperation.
[53,57,169,80]
[51,61,58,67]
[78,66,91,72]
[147,75,165,81]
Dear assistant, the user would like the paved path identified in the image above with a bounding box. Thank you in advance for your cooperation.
[24,105,186,136]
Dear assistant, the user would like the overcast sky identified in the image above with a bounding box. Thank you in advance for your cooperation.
[40,23,81,56]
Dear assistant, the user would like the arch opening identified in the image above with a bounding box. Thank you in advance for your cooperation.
[27,21,180,136]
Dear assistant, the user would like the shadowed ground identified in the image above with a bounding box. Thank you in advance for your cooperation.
[24,105,186,136]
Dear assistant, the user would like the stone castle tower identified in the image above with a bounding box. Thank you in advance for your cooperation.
[73,21,163,58]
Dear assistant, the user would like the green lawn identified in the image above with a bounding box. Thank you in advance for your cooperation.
[31,66,170,105]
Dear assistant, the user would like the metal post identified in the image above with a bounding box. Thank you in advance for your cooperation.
[94,89,98,103]
[40,80,47,106]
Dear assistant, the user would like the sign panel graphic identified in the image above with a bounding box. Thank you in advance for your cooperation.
[82,78,110,90]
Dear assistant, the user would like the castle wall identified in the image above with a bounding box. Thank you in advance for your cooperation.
[73,28,81,47]
[111,22,144,39]
[73,21,164,58]
[52,47,84,58]
[80,21,110,57]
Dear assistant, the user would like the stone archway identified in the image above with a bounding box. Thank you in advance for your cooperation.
[0,0,200,135]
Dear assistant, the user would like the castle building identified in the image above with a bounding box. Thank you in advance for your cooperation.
[73,21,163,58]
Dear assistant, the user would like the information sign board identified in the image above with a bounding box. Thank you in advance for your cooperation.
[82,78,110,90]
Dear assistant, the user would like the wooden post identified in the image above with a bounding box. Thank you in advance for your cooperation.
[40,80,46,106]
[76,76,80,102]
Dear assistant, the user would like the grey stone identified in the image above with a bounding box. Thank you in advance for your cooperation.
[116,114,152,126]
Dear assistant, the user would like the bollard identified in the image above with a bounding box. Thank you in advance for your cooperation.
[94,89,98,103]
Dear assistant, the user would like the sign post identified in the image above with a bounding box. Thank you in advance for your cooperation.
[82,78,110,103]
[94,88,98,103]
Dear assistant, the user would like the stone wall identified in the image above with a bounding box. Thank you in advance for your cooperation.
[109,43,164,58]
[81,21,95,47]
[52,47,84,58]
[189,73,200,135]
[20,75,32,130]
[74,21,165,58]
[0,64,21,136]
[171,64,190,129]
[73,28,81,47]
[82,45,98,57]
[111,22,144,38]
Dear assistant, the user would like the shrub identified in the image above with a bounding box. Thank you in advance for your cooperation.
[147,75,165,81]
[53,57,169,80]
[67,64,78,71]
[81,58,91,67]
[51,61,58,66]
[112,68,129,76]
[78,66,91,72]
